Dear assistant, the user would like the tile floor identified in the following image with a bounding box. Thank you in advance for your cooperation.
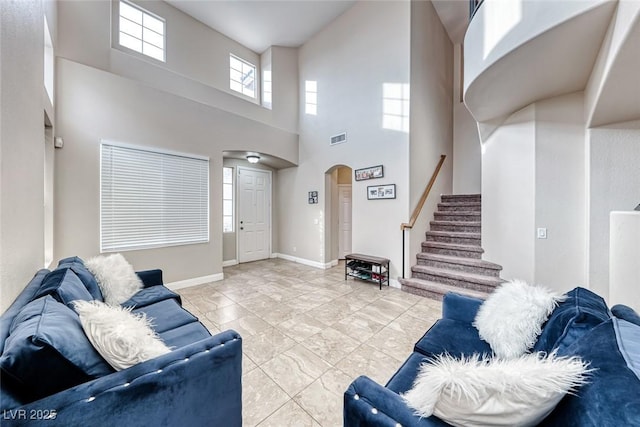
[177,258,442,427]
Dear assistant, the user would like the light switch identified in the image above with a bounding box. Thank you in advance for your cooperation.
[537,228,547,239]
[314,218,319,225]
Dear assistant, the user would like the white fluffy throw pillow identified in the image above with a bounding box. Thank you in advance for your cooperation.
[402,352,590,427]
[473,280,565,359]
[85,253,143,305]
[74,300,170,371]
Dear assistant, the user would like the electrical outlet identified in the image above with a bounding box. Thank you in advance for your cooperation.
[537,228,547,239]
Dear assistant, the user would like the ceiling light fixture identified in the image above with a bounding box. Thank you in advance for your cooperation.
[246,154,260,164]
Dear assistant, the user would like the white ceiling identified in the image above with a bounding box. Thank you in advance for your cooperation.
[166,0,468,54]
[166,0,357,54]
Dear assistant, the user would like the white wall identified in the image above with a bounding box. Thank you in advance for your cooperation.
[534,93,586,291]
[482,105,536,283]
[0,0,57,312]
[453,103,481,194]
[482,92,607,294]
[453,43,481,195]
[587,120,640,299]
[55,59,297,282]
[279,1,411,278]
[407,0,454,277]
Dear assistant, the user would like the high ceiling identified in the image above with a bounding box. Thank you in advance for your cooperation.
[166,0,357,53]
[166,0,468,54]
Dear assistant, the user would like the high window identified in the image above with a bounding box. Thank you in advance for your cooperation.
[118,1,165,62]
[223,167,234,232]
[100,142,209,252]
[382,83,410,132]
[305,80,318,115]
[230,54,256,98]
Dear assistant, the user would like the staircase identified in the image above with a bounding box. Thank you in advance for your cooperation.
[399,194,504,300]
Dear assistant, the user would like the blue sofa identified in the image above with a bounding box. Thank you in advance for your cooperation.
[344,287,640,426]
[0,257,242,426]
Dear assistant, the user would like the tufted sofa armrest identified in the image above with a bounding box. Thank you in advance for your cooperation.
[3,330,242,427]
[344,376,451,427]
[135,269,163,288]
[441,292,483,324]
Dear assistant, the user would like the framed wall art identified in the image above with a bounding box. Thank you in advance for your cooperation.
[367,184,396,200]
[308,191,318,204]
[355,165,384,181]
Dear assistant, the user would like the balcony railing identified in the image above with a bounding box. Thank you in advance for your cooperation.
[469,0,484,21]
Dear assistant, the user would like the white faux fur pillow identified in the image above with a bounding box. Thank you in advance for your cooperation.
[74,300,170,371]
[473,280,565,359]
[85,253,142,305]
[402,352,590,427]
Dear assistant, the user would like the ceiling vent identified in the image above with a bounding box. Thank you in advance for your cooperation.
[330,132,347,146]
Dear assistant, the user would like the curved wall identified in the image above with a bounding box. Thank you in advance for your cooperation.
[464,0,615,122]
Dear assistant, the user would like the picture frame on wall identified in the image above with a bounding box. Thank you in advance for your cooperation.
[367,184,396,200]
[308,191,318,204]
[354,165,384,181]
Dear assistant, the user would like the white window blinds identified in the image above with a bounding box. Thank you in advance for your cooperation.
[100,142,209,252]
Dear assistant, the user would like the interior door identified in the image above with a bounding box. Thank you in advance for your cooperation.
[338,184,352,259]
[238,167,271,263]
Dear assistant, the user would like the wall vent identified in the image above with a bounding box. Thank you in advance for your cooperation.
[330,132,347,146]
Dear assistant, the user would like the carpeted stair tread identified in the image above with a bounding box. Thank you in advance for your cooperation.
[440,194,482,203]
[438,202,481,208]
[399,277,490,300]
[425,230,481,239]
[421,241,484,253]
[416,253,502,270]
[411,265,504,286]
[429,220,481,228]
[433,211,481,219]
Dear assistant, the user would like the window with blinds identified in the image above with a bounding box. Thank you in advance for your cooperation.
[100,141,209,252]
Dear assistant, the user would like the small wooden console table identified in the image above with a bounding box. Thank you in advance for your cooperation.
[345,253,390,290]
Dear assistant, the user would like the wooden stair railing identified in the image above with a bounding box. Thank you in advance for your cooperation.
[401,154,446,278]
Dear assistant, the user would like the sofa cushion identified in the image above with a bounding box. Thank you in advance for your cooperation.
[133,298,198,334]
[544,318,640,426]
[414,319,492,358]
[159,321,212,349]
[121,285,181,309]
[533,287,610,354]
[33,268,94,308]
[0,296,113,402]
[58,256,103,301]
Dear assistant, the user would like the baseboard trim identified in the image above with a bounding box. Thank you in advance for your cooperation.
[389,278,401,289]
[222,259,238,267]
[166,273,224,291]
[273,253,336,270]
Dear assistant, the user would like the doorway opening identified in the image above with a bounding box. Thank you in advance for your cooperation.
[324,165,352,264]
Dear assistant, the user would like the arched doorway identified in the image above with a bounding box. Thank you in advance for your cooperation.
[324,165,352,263]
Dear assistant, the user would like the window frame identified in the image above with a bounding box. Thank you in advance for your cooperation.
[223,166,234,233]
[229,53,257,99]
[117,0,166,63]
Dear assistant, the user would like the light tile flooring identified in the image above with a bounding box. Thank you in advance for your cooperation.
[177,259,442,427]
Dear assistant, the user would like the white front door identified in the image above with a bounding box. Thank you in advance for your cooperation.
[238,167,271,263]
[338,184,352,259]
